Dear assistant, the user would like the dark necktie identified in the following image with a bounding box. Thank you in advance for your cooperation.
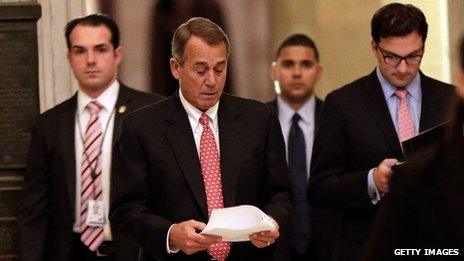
[287,113,311,254]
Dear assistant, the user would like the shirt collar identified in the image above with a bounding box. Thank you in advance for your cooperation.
[376,67,421,102]
[178,88,219,131]
[77,81,120,114]
[277,94,315,125]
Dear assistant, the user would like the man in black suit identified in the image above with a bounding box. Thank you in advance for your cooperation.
[363,34,464,261]
[18,14,162,261]
[267,34,336,261]
[109,17,293,261]
[308,3,455,260]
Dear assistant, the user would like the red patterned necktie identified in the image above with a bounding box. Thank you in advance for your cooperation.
[395,88,415,143]
[199,113,230,261]
[80,101,104,251]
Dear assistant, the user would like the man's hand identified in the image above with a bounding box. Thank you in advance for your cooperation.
[249,217,280,248]
[169,220,221,255]
[373,158,399,194]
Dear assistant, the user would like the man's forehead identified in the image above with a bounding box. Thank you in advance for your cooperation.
[184,37,228,64]
[70,25,112,45]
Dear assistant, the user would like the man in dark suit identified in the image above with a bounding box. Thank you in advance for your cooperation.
[308,3,455,260]
[18,14,162,261]
[363,35,464,261]
[109,17,293,261]
[267,34,337,261]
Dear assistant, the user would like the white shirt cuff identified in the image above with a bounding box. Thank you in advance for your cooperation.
[367,168,382,205]
[166,224,180,254]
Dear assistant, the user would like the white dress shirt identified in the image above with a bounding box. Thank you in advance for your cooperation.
[179,89,220,155]
[165,89,221,253]
[277,95,316,179]
[73,81,119,241]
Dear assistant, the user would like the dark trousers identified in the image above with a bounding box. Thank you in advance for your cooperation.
[72,233,115,261]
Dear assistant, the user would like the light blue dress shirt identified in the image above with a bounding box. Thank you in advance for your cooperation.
[367,68,422,204]
[277,95,316,179]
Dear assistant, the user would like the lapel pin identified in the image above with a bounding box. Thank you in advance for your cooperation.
[118,105,127,114]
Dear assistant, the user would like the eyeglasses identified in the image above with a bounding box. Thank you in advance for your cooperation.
[376,45,423,66]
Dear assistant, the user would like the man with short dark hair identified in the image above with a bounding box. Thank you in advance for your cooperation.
[363,34,464,261]
[268,34,336,261]
[109,17,293,261]
[309,3,455,260]
[18,13,162,261]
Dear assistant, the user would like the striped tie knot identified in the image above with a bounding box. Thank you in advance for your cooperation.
[394,88,408,100]
[86,101,102,115]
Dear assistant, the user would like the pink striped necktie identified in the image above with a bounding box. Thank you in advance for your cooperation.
[80,101,104,251]
[395,88,415,143]
[199,114,230,261]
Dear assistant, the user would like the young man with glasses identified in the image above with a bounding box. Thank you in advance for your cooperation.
[308,3,455,261]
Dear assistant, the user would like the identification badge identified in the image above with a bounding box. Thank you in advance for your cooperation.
[86,200,105,227]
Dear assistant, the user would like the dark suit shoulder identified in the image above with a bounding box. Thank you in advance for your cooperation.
[421,73,454,89]
[328,73,373,99]
[32,95,76,130]
[39,95,75,116]
[123,94,175,119]
[220,93,277,122]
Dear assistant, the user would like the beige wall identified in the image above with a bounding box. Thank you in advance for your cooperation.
[37,1,463,108]
[448,0,464,84]
[269,0,462,98]
[113,0,157,92]
[270,0,380,98]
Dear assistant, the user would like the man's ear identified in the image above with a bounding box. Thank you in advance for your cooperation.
[170,58,181,80]
[370,40,378,59]
[316,64,324,81]
[114,46,123,66]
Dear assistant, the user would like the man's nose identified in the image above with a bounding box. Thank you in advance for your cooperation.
[205,71,216,87]
[396,59,408,73]
[292,65,302,77]
[86,51,96,65]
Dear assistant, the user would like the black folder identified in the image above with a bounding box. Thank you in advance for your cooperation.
[401,123,448,158]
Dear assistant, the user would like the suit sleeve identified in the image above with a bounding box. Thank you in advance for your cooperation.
[18,118,50,261]
[262,109,294,233]
[109,117,173,259]
[308,92,373,211]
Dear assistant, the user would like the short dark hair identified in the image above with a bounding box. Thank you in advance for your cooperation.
[275,34,319,62]
[371,3,428,44]
[65,13,120,49]
[171,17,230,64]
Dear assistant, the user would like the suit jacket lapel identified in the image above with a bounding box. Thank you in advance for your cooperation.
[419,73,444,132]
[218,95,243,208]
[315,97,323,129]
[164,96,208,218]
[60,94,78,212]
[362,70,403,158]
[112,84,133,145]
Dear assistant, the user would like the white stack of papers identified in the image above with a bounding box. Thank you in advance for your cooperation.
[200,205,275,242]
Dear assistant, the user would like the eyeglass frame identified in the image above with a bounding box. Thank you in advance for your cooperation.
[376,45,424,66]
